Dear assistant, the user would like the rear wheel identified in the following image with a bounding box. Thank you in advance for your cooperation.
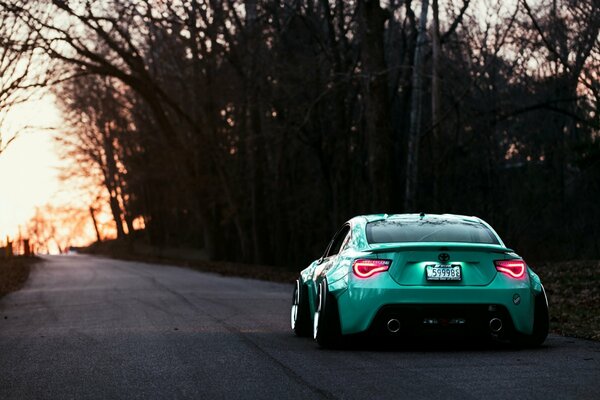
[291,279,311,337]
[313,280,342,348]
[515,287,549,347]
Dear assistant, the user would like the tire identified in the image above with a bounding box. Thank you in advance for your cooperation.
[313,280,342,348]
[515,287,549,347]
[291,279,311,337]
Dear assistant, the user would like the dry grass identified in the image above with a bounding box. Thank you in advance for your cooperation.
[112,254,299,283]
[533,260,600,341]
[0,257,38,298]
[83,241,298,284]
[173,259,297,283]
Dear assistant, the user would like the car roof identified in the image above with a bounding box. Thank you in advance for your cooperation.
[356,213,485,224]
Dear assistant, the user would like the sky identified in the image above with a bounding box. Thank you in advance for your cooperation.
[0,95,62,241]
[0,93,112,253]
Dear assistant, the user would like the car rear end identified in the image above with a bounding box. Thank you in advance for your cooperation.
[333,215,539,340]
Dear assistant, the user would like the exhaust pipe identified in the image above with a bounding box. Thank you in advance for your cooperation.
[387,318,401,333]
[489,317,503,333]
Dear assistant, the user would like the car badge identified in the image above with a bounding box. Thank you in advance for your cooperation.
[438,253,450,262]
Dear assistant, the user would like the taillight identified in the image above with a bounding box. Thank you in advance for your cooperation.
[352,259,391,278]
[494,259,526,279]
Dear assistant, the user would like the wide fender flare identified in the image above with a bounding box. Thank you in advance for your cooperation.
[528,268,544,296]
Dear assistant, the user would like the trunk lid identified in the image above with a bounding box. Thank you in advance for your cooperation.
[369,242,512,286]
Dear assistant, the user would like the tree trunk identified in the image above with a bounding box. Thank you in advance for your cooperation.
[245,0,267,264]
[89,207,102,242]
[431,0,441,210]
[358,0,393,211]
[404,0,429,211]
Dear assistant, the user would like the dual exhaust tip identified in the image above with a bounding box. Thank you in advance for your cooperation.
[489,317,503,333]
[386,317,503,333]
[387,318,401,333]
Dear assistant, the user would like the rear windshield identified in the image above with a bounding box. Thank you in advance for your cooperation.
[366,219,500,244]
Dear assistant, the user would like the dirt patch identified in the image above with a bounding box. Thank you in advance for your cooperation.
[0,257,39,298]
[533,260,600,341]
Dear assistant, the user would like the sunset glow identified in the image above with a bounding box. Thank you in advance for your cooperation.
[0,96,61,238]
[0,94,113,253]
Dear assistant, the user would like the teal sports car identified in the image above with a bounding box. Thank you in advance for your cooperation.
[291,213,549,348]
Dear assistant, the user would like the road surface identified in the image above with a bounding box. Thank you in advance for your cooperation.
[0,255,598,399]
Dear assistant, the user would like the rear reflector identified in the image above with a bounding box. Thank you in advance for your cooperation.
[494,259,526,279]
[352,259,391,278]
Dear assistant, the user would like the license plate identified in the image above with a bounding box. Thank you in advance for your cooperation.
[426,264,462,281]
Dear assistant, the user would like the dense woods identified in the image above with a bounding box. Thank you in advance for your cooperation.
[0,0,598,266]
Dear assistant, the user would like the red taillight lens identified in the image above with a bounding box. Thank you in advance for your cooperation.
[352,259,391,278]
[494,259,526,279]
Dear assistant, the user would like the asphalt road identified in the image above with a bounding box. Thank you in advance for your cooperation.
[0,256,598,400]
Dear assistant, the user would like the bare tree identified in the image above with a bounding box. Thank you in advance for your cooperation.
[2,0,598,264]
[0,2,48,154]
[55,75,134,239]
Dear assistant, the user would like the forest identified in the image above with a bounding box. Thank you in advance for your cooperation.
[0,0,598,266]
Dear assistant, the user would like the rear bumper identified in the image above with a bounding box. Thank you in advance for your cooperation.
[333,273,535,336]
[366,303,514,338]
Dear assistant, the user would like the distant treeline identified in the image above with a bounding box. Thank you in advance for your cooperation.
[2,1,598,265]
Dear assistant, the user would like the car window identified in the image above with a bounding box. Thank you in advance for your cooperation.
[325,225,350,257]
[365,218,499,244]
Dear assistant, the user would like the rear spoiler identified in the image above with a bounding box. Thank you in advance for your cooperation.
[366,242,513,254]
